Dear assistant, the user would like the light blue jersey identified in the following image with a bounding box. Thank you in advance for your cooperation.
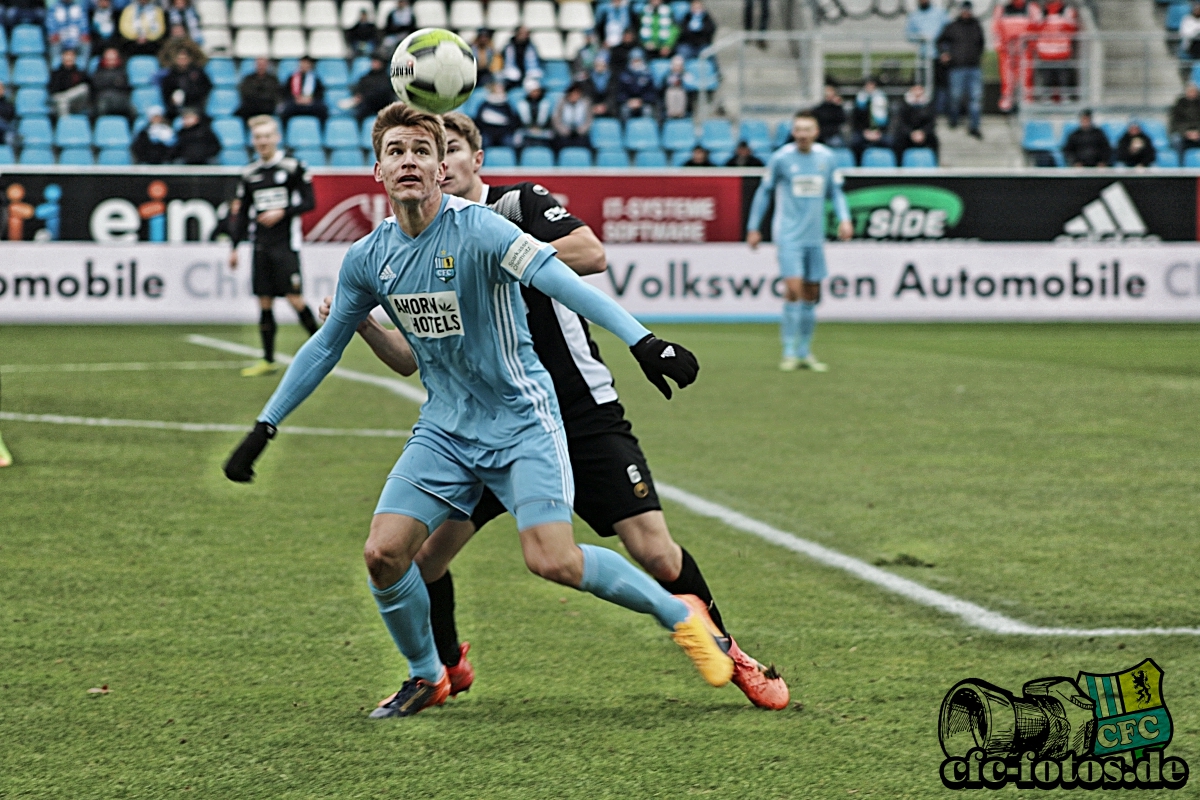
[747,142,851,249]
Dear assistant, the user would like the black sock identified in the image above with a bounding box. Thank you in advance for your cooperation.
[297,305,318,336]
[259,308,276,362]
[657,548,727,636]
[425,571,462,666]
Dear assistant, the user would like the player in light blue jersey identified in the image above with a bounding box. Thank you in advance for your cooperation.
[747,111,853,372]
[222,103,731,718]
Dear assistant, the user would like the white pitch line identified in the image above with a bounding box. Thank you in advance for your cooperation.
[1,360,256,374]
[182,335,1199,636]
[0,411,409,439]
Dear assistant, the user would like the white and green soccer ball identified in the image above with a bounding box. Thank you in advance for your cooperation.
[390,28,477,114]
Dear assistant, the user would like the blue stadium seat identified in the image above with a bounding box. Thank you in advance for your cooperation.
[350,56,372,82]
[0,145,14,164]
[277,58,300,79]
[94,115,131,148]
[0,27,8,56]
[15,87,48,117]
[1060,122,1080,147]
[360,117,375,149]
[132,86,161,117]
[98,147,132,165]
[12,57,50,87]
[649,58,672,87]
[206,58,238,87]
[1138,119,1171,151]
[590,117,623,150]
[55,115,92,147]
[127,55,160,86]
[59,147,94,165]
[624,117,660,151]
[773,120,792,147]
[634,148,668,167]
[325,87,351,115]
[709,148,732,165]
[316,59,349,87]
[19,116,53,146]
[19,147,54,164]
[542,60,571,91]
[901,147,937,168]
[738,119,771,151]
[1167,1,1189,31]
[1184,149,1200,167]
[213,117,246,148]
[1021,119,1058,151]
[595,148,628,167]
[207,89,240,117]
[661,118,696,152]
[286,116,323,147]
[220,148,249,165]
[329,147,365,166]
[483,146,516,167]
[682,58,719,92]
[292,146,327,165]
[461,88,487,118]
[831,147,855,168]
[669,148,692,166]
[753,147,773,164]
[1100,121,1126,147]
[1156,149,1181,167]
[671,0,689,19]
[861,147,897,167]
[324,117,359,148]
[0,60,9,84]
[237,59,259,79]
[10,24,44,56]
[557,146,592,167]
[519,145,555,167]
[699,118,734,151]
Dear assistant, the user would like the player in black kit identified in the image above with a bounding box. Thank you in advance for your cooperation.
[320,112,788,709]
[229,115,320,377]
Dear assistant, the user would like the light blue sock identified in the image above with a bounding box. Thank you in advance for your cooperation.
[781,301,802,359]
[370,563,444,683]
[798,301,817,358]
[578,544,688,630]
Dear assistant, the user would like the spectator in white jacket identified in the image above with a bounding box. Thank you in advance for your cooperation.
[1181,2,1200,60]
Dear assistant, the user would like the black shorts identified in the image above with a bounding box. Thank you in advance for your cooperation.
[470,402,661,537]
[252,245,302,297]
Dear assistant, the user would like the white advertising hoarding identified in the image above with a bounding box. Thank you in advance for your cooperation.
[3,241,1200,323]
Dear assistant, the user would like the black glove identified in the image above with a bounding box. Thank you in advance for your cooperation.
[224,421,276,482]
[630,334,699,400]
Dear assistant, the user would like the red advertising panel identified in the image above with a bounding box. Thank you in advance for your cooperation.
[303,171,747,243]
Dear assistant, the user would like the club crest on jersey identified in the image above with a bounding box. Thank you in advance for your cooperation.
[434,250,456,282]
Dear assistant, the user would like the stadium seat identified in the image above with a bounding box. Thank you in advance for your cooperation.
[485,0,519,29]
[738,119,771,151]
[648,58,672,87]
[634,148,668,167]
[270,28,307,59]
[492,30,514,52]
[669,148,692,166]
[213,117,247,148]
[0,26,8,56]
[309,28,347,58]
[316,58,349,88]
[326,87,351,114]
[0,60,8,85]
[304,0,340,28]
[1138,119,1171,152]
[59,147,95,165]
[662,118,696,152]
[1059,121,1080,147]
[558,1,594,30]
[1156,149,1181,168]
[292,145,327,165]
[682,58,719,92]
[1167,1,1189,31]
[461,88,487,118]
[350,56,373,82]
[98,147,132,165]
[268,0,303,27]
[340,0,376,28]
[202,27,233,55]
[10,24,44,56]
[1021,119,1058,151]
[523,0,557,29]
[861,147,897,167]
[230,0,267,27]
[542,61,571,92]
[94,116,132,148]
[286,116,323,147]
[0,144,17,164]
[709,148,732,165]
[324,117,358,148]
[234,28,271,58]
[1185,149,1200,168]
[590,118,623,150]
[415,0,449,26]
[901,147,937,168]
[329,146,365,166]
[277,58,300,79]
[624,118,660,151]
[207,88,240,117]
[19,147,55,165]
[15,87,48,117]
[519,145,554,167]
[55,115,92,147]
[531,31,564,60]
[773,120,792,148]
[595,148,628,167]
[699,119,734,151]
[12,57,50,87]
[671,0,689,20]
[376,0,398,28]
[449,0,484,29]
[1100,121,1126,147]
[19,116,53,146]
[197,0,229,26]
[126,55,160,87]
[563,30,587,60]
[206,58,238,87]
[220,148,250,165]
[483,146,516,167]
[359,117,374,148]
[132,87,161,116]
[557,146,592,167]
[832,146,855,168]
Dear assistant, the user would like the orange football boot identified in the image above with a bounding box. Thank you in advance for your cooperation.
[447,641,475,697]
[729,638,789,710]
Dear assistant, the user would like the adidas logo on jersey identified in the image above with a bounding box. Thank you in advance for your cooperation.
[661,345,676,358]
[1059,182,1157,242]
[379,264,396,281]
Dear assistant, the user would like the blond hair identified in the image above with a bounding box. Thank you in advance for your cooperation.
[247,115,278,133]
[441,112,483,153]
[371,102,447,161]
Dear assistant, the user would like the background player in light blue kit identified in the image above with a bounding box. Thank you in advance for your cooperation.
[223,103,732,719]
[746,111,853,372]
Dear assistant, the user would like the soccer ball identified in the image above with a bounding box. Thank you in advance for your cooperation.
[390,28,477,114]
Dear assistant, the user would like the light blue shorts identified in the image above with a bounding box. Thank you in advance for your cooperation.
[778,244,828,282]
[374,423,575,532]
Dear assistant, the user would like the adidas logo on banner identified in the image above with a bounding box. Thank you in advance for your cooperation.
[379,264,396,281]
[1059,182,1157,242]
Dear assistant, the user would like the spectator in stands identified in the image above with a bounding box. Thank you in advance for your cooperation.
[345,8,378,56]
[850,76,890,162]
[516,77,553,148]
[676,0,716,61]
[502,26,543,88]
[725,140,763,167]
[552,82,592,150]
[993,0,1039,113]
[894,83,939,162]
[595,0,635,49]
[5,0,46,31]
[165,0,203,46]
[280,56,328,124]
[582,50,616,117]
[131,105,175,163]
[236,56,282,121]
[609,28,638,77]
[119,0,167,57]
[1170,83,1200,154]
[683,145,713,166]
[938,0,985,138]
[349,51,392,122]
[639,0,678,59]
[1033,0,1077,104]
[1115,121,1155,168]
[811,82,847,146]
[1180,2,1200,61]
[907,0,949,116]
[160,44,211,119]
[743,0,767,49]
[47,0,91,65]
[571,31,602,77]
[617,49,659,121]
[661,54,688,118]
[90,0,121,55]
[473,29,504,82]
[0,82,14,146]
[475,80,520,148]
[91,46,135,120]
[171,106,220,164]
[48,48,91,117]
[380,0,415,50]
[1062,109,1110,167]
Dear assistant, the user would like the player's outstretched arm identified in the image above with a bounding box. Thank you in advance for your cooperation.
[318,295,417,377]
[528,257,699,399]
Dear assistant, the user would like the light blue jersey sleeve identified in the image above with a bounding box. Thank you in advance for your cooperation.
[828,158,851,223]
[528,258,651,346]
[745,152,780,234]
[257,244,377,426]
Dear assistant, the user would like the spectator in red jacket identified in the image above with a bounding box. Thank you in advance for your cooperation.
[1033,0,1078,103]
[993,0,1039,112]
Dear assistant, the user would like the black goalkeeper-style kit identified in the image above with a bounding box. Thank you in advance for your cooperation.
[469,181,662,537]
[232,152,316,297]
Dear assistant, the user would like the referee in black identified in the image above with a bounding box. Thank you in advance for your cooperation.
[229,115,319,377]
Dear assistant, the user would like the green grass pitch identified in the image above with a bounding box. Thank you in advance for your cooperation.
[2,322,1199,798]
